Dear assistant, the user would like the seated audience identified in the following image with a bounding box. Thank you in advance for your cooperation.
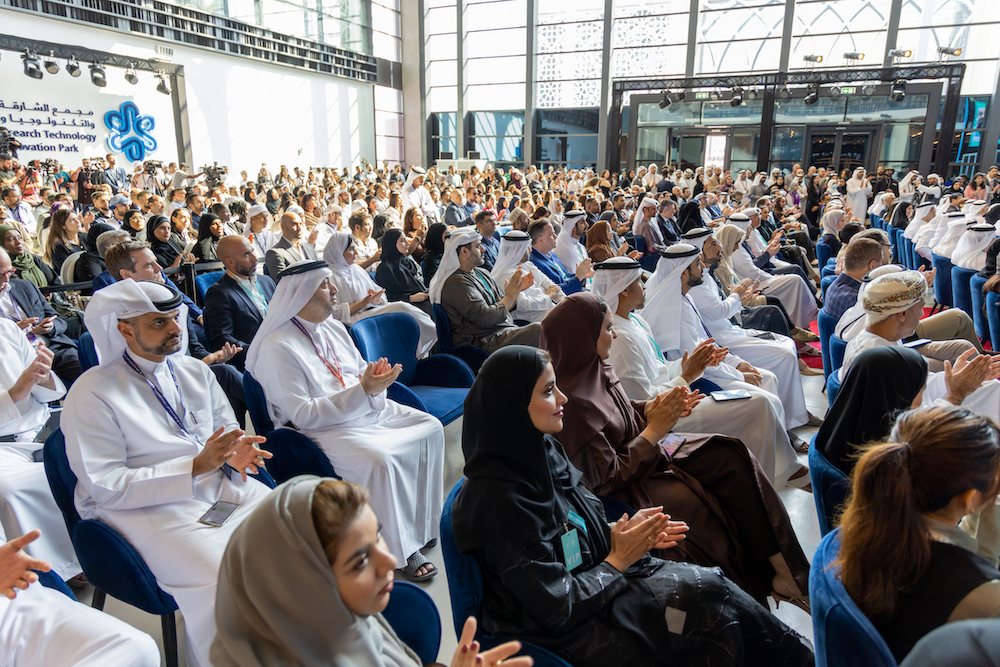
[265,212,318,280]
[528,220,592,295]
[323,232,436,356]
[475,210,499,271]
[553,210,590,277]
[593,257,810,487]
[492,230,563,323]
[212,476,531,667]
[64,279,272,667]
[837,405,1000,662]
[420,222,447,285]
[203,235,276,372]
[0,224,55,288]
[146,214,194,272]
[246,260,445,582]
[897,620,1000,667]
[193,212,223,262]
[452,346,813,667]
[243,204,277,259]
[540,292,810,606]
[375,228,431,315]
[633,197,666,252]
[430,227,540,351]
[123,209,146,239]
[348,209,381,270]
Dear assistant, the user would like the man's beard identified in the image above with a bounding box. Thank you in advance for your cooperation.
[135,329,182,356]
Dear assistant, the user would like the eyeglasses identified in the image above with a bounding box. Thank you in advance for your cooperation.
[0,269,16,278]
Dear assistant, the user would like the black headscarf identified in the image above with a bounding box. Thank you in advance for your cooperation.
[375,228,426,301]
[889,202,914,230]
[75,222,113,283]
[979,205,1000,277]
[123,210,146,238]
[816,346,927,475]
[146,215,181,266]
[197,213,222,242]
[421,223,448,286]
[453,346,608,553]
[265,189,280,215]
[676,201,702,234]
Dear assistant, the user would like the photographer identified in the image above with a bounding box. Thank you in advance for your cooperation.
[0,127,21,159]
[170,163,202,190]
[71,158,97,208]
[133,161,163,195]
[102,154,130,194]
[0,154,16,190]
[17,161,43,206]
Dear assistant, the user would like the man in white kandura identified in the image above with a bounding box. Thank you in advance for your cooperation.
[400,166,438,223]
[593,257,809,489]
[683,227,812,428]
[0,526,161,666]
[63,279,273,667]
[491,229,563,323]
[245,260,445,583]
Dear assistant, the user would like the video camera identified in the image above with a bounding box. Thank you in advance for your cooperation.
[202,162,229,189]
[144,160,163,174]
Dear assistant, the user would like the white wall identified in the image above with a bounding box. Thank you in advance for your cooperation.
[0,8,376,173]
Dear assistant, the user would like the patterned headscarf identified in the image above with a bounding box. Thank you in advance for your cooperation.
[862,270,926,326]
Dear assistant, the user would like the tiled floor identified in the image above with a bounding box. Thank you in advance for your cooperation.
[74,374,828,665]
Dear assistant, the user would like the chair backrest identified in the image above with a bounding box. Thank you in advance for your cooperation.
[952,266,977,320]
[988,292,1000,351]
[78,331,99,372]
[440,478,486,639]
[348,312,420,386]
[382,581,442,665]
[243,372,274,435]
[810,528,898,667]
[930,254,954,307]
[431,303,455,350]
[633,235,647,254]
[195,270,225,302]
[829,335,847,372]
[60,251,84,285]
[816,240,834,268]
[808,434,853,537]
[970,274,990,342]
[817,309,838,380]
[41,428,82,534]
[258,428,338,484]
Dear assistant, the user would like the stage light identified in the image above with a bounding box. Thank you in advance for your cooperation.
[89,62,106,87]
[125,65,139,85]
[675,91,686,102]
[829,85,842,97]
[746,88,758,100]
[777,84,791,100]
[659,90,671,110]
[803,54,824,63]
[156,72,171,95]
[890,80,906,102]
[21,51,42,80]
[730,86,743,107]
[844,52,865,61]
[938,46,962,57]
[66,57,81,77]
[804,83,820,105]
[888,49,912,59]
[709,90,720,101]
[862,84,876,96]
[43,50,59,74]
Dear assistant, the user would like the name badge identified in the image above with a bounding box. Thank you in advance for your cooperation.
[566,510,588,536]
[561,528,583,572]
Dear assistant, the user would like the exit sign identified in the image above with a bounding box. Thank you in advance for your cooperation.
[695,92,710,99]
[840,87,857,94]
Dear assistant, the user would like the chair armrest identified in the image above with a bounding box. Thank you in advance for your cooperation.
[413,354,476,388]
[446,346,490,374]
[388,382,428,413]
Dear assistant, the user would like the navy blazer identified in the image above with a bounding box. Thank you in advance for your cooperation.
[203,273,276,371]
[6,278,76,352]
[529,249,583,295]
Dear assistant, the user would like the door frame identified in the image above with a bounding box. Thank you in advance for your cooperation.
[803,124,881,175]
[668,127,732,172]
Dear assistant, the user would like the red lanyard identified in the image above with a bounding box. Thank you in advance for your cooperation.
[291,318,345,387]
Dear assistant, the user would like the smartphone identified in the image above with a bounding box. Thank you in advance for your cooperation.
[903,338,932,348]
[198,501,240,527]
[625,556,664,578]
[711,389,753,402]
[659,433,687,457]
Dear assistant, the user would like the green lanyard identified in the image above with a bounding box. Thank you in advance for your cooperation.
[631,314,665,363]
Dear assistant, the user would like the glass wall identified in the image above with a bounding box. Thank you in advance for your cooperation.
[425,0,458,114]
[696,0,784,74]
[536,0,605,108]
[469,111,524,169]
[535,109,600,169]
[375,86,404,167]
[431,113,458,161]
[466,0,527,110]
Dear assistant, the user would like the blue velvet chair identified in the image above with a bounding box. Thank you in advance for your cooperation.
[808,434,852,536]
[829,335,847,370]
[242,373,339,483]
[889,227,902,264]
[811,528,898,667]
[988,292,1000,351]
[826,368,843,408]
[43,429,181,667]
[817,309,838,381]
[930,254,954,308]
[440,479,575,667]
[78,331,99,372]
[382,581,442,664]
[971,274,990,343]
[36,569,75,599]
[821,274,836,299]
[952,266,978,323]
[349,313,475,425]
[633,237,660,272]
[430,304,491,374]
[816,240,834,270]
[194,270,225,304]
[821,259,837,279]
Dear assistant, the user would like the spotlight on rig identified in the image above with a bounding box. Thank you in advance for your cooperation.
[124,64,139,85]
[777,84,791,100]
[730,86,744,107]
[155,72,171,95]
[659,90,671,110]
[804,83,820,105]
[803,54,824,63]
[66,57,81,77]
[21,51,42,80]
[89,62,106,87]
[890,80,906,102]
[43,50,59,75]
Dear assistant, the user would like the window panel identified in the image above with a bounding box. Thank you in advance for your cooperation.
[376,136,404,164]
[426,0,455,8]
[537,22,605,52]
[899,0,1000,30]
[612,45,687,78]
[634,128,669,163]
[426,6,457,34]
[371,4,399,31]
[538,135,599,164]
[468,83,527,110]
[844,93,929,122]
[373,32,401,61]
[471,111,526,135]
[612,15,689,48]
[881,122,924,165]
[771,126,806,162]
[959,59,1000,97]
[375,111,404,137]
[615,0,690,18]
[637,100,702,125]
[537,52,602,82]
[375,87,403,113]
[466,56,527,85]
[536,80,601,108]
[537,109,601,134]
[789,32,886,68]
[426,34,457,60]
[466,28,527,58]
[428,61,458,87]
[373,0,401,11]
[696,37,782,73]
[793,0,891,35]
[432,113,458,136]
[428,86,458,112]
[538,0,604,23]
[701,100,764,124]
[466,0,527,31]
[473,136,524,162]
[774,96,846,123]
[698,4,784,41]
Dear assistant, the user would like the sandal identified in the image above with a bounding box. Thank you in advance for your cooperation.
[791,328,819,343]
[772,591,811,614]
[788,431,810,453]
[787,467,812,493]
[399,551,438,582]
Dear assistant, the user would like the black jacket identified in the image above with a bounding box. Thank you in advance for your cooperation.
[203,273,276,371]
[6,278,76,352]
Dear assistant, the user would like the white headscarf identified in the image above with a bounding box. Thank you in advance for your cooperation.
[402,166,425,191]
[932,212,973,258]
[245,260,331,376]
[904,202,935,240]
[681,228,713,252]
[953,224,997,271]
[836,264,904,340]
[820,208,846,238]
[555,211,587,272]
[591,257,642,315]
[322,231,385,304]
[428,227,481,304]
[491,230,532,281]
[639,244,701,353]
[84,279,189,365]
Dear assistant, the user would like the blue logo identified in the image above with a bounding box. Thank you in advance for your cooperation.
[104,101,157,161]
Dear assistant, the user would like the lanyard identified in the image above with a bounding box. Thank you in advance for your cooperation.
[237,277,268,314]
[291,318,345,387]
[684,295,714,339]
[631,314,665,363]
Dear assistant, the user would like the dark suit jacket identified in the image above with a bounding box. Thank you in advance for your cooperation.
[264,237,318,280]
[7,278,76,352]
[203,273,276,371]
